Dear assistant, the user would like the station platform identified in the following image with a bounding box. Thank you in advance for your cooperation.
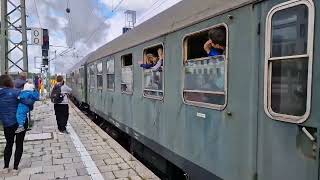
[0,101,159,180]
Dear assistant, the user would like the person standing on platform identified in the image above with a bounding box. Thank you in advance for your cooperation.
[50,75,72,134]
[14,72,27,90]
[0,75,27,174]
[34,75,39,90]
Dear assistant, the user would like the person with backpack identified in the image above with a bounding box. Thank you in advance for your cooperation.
[50,75,72,134]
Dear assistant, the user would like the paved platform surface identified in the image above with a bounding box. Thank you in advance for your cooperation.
[0,101,159,180]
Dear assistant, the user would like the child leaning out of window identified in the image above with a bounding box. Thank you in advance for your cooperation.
[203,27,226,57]
[139,48,164,71]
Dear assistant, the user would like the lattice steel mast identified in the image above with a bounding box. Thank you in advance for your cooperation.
[1,0,28,74]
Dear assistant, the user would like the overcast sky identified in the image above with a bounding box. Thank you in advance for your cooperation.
[6,0,181,73]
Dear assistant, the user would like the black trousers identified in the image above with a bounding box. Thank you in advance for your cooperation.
[3,121,27,169]
[54,104,69,131]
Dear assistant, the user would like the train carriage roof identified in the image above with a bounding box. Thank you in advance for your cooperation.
[84,0,256,64]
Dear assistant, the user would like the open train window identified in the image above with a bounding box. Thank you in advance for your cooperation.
[106,57,115,91]
[142,44,164,99]
[264,0,314,123]
[183,24,228,110]
[97,62,103,89]
[121,54,133,94]
[89,64,95,89]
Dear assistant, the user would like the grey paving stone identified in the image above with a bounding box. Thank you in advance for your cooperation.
[29,172,54,180]
[4,176,30,180]
[19,166,43,175]
[72,157,82,163]
[53,157,73,165]
[76,168,88,176]
[118,163,130,170]
[104,158,124,165]
[64,162,85,170]
[52,149,70,154]
[31,160,52,167]
[108,152,120,158]
[98,165,119,173]
[43,165,64,173]
[102,172,115,180]
[54,169,78,178]
[62,152,79,158]
[68,175,91,180]
[128,176,143,180]
[94,160,106,166]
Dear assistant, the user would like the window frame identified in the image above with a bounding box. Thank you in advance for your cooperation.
[264,0,315,123]
[106,57,115,91]
[182,23,229,110]
[121,53,134,95]
[89,64,96,89]
[142,43,165,100]
[79,67,84,89]
[96,61,103,90]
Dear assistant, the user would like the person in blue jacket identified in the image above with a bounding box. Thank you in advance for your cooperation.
[203,27,226,57]
[0,75,26,173]
[15,81,40,133]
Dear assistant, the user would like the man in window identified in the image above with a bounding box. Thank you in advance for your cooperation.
[203,27,226,57]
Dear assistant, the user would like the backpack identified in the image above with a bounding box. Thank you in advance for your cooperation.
[50,84,64,104]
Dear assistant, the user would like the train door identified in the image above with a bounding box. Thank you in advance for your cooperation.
[257,0,318,180]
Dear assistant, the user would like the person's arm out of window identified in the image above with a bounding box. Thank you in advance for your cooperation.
[204,39,212,54]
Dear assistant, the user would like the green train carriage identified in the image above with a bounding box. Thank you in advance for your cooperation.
[67,0,320,179]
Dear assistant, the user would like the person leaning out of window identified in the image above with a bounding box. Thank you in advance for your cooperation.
[203,27,226,57]
[139,48,164,71]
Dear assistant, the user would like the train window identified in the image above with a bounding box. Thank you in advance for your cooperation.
[106,58,115,91]
[121,54,133,93]
[89,64,95,89]
[75,70,79,85]
[265,0,314,123]
[142,44,164,99]
[183,25,228,109]
[79,67,84,89]
[71,72,75,83]
[97,62,103,89]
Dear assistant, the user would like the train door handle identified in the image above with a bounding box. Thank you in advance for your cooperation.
[302,127,316,142]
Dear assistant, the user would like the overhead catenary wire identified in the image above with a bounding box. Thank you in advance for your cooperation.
[112,0,125,12]
[33,0,42,28]
[137,0,170,23]
[65,0,77,59]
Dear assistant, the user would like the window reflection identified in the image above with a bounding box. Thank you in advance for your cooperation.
[144,70,163,91]
[271,5,308,57]
[271,59,308,116]
[121,67,133,92]
[185,55,225,92]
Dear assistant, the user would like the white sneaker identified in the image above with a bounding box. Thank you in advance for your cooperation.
[0,168,9,174]
[11,168,20,175]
